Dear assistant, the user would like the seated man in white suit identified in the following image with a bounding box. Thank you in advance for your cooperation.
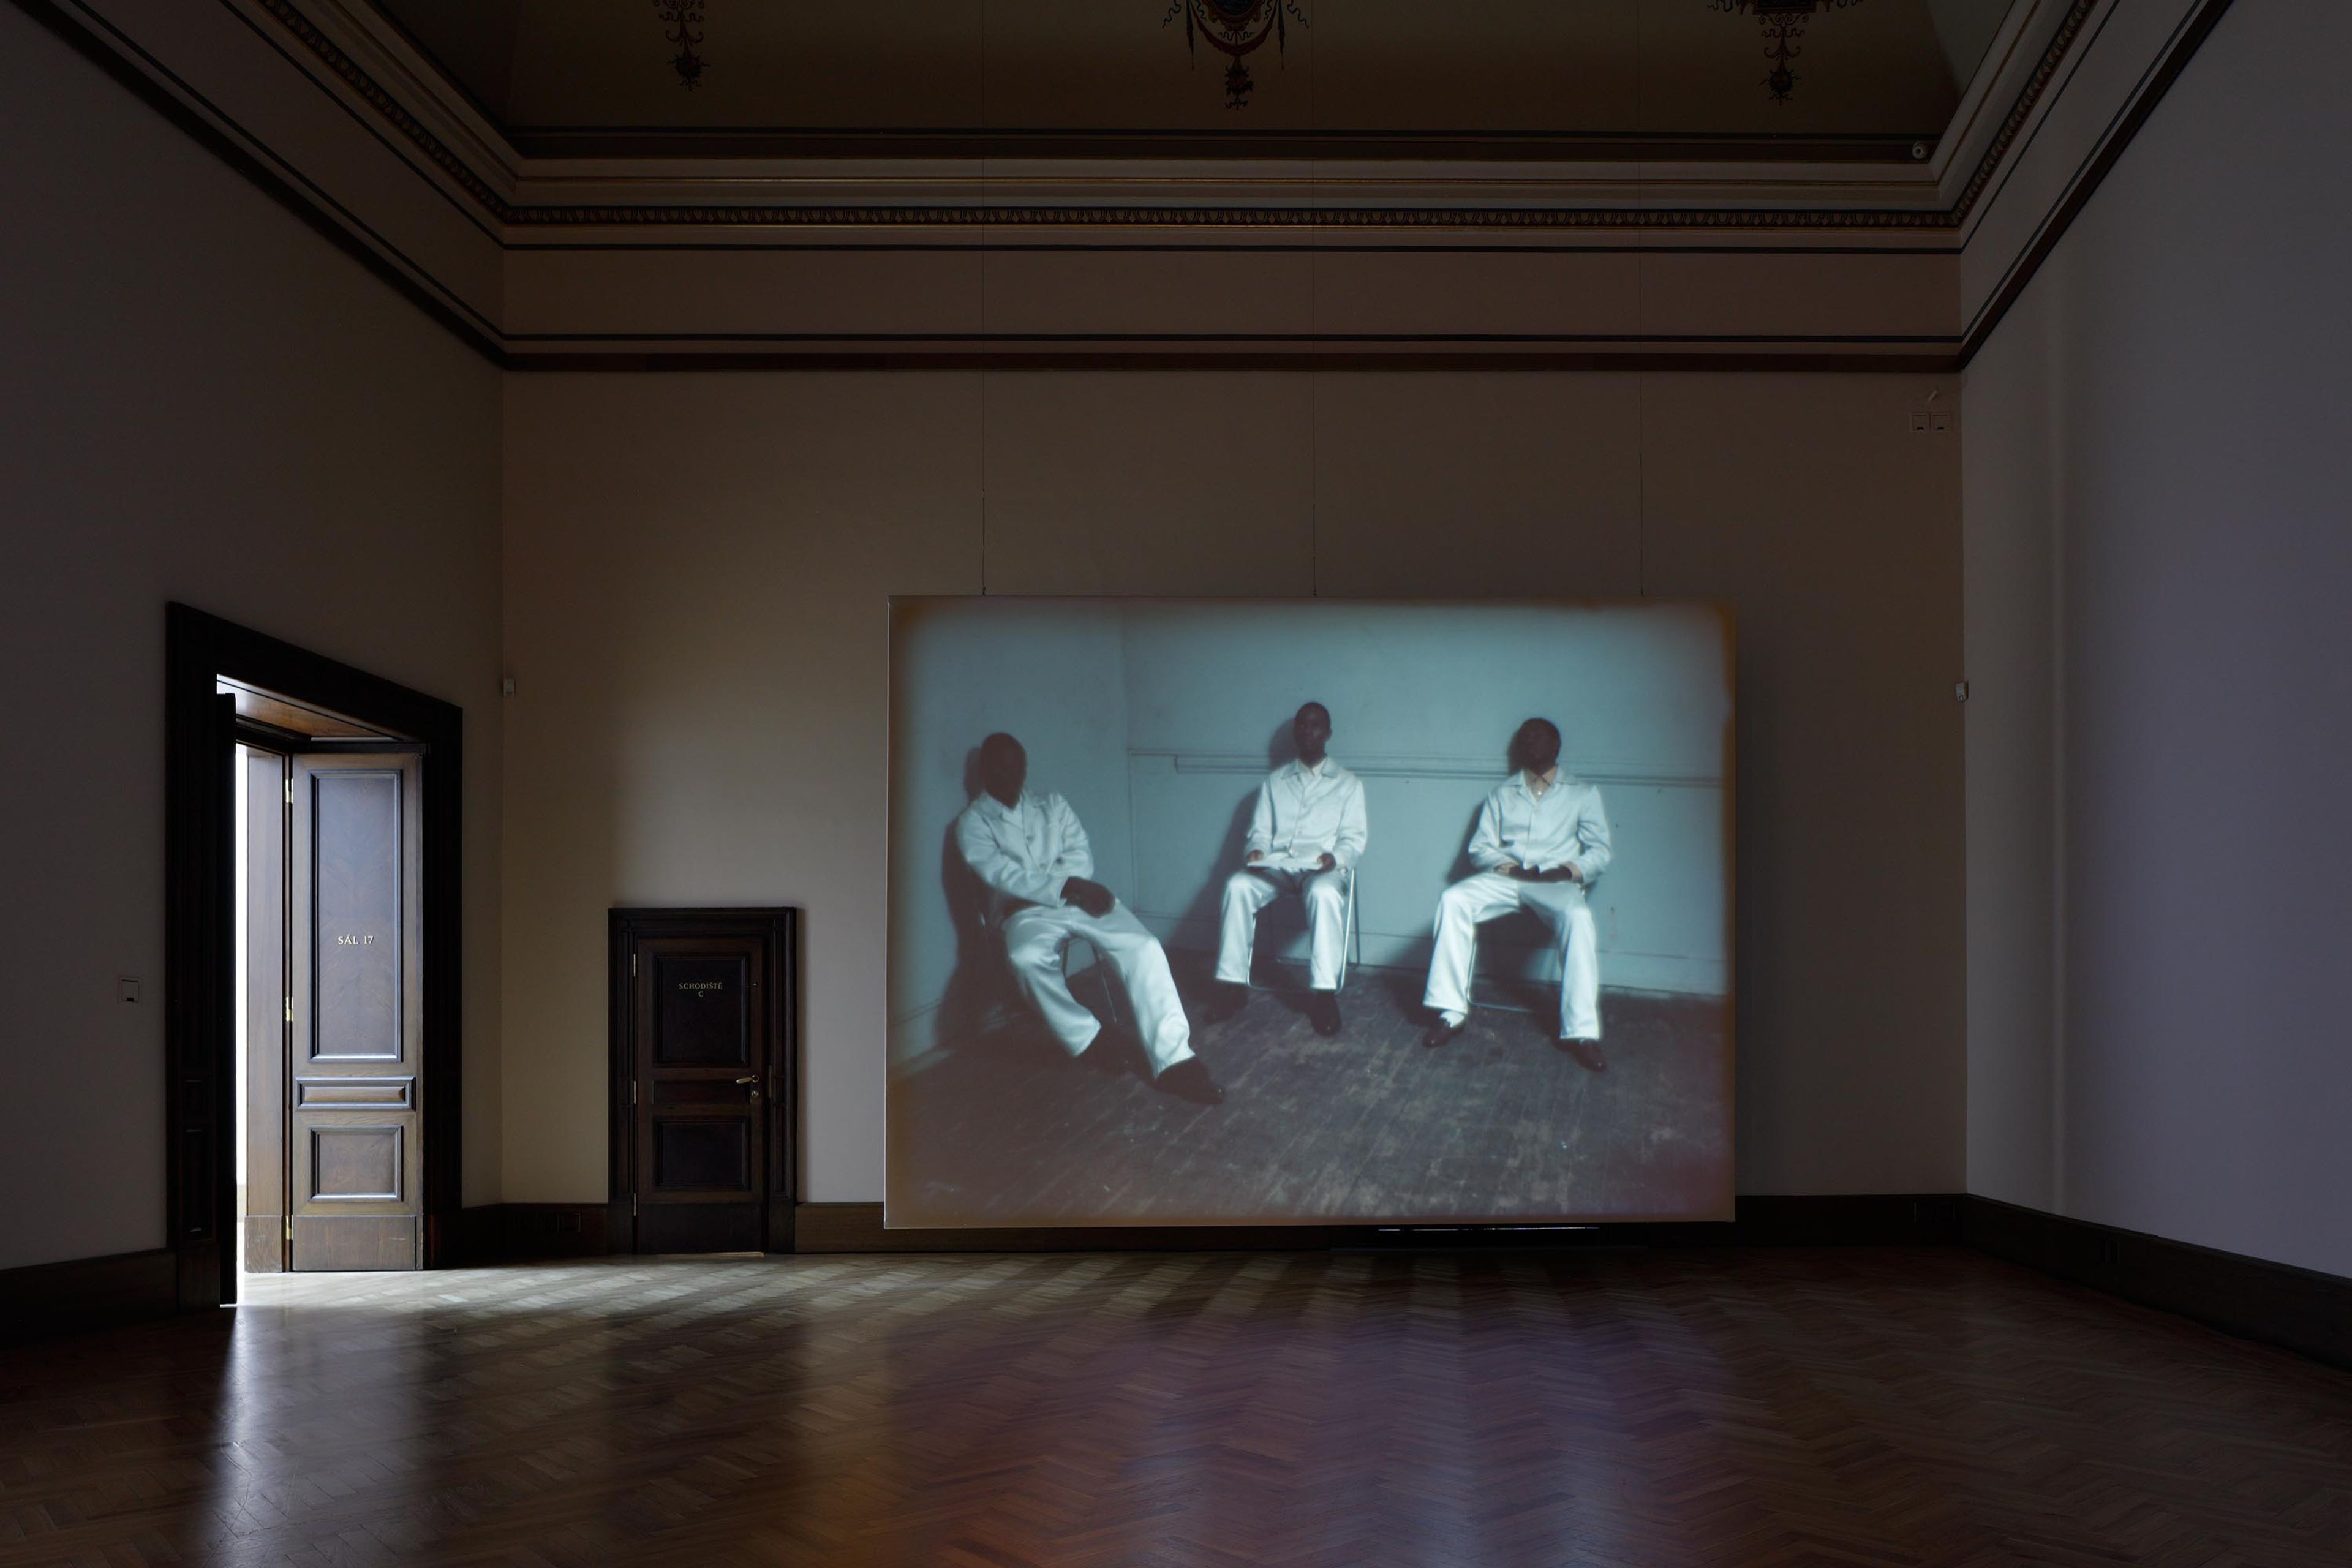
[1204,702,1368,1037]
[956,731,1224,1105]
[1420,717,1614,1070]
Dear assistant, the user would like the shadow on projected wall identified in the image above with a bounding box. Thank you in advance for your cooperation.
[887,598,1735,1228]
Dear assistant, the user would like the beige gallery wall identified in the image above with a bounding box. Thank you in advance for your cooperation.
[0,4,505,1271]
[502,369,1963,1206]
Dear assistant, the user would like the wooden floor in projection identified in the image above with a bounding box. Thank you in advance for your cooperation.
[893,956,1732,1226]
[5,1248,2350,1566]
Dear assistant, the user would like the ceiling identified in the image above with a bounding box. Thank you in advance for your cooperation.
[37,0,2223,368]
[368,0,2026,160]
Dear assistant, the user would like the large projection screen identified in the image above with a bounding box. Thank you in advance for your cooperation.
[888,598,1733,1227]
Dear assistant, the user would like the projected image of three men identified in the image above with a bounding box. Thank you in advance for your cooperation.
[886,598,1733,1227]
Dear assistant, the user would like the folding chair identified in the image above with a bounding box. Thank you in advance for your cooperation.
[1471,873,1599,1016]
[973,906,1123,1033]
[1063,933,1125,1028]
[1336,868,1361,991]
[1473,913,1564,1017]
[1264,866,1360,993]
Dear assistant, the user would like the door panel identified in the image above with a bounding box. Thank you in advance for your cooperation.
[241,747,288,1274]
[295,1078,413,1110]
[290,755,422,1271]
[633,935,766,1253]
[654,956,750,1065]
[309,1124,404,1197]
[654,1120,751,1188]
[310,770,403,1061]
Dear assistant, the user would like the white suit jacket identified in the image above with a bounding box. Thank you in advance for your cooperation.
[1468,772,1612,882]
[1245,759,1369,871]
[956,790,1094,922]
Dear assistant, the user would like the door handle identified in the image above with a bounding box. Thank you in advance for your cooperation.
[735,1075,760,1102]
[733,1077,757,1084]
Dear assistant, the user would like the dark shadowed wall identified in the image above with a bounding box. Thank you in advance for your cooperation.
[1964,0,2352,1277]
[0,4,505,1272]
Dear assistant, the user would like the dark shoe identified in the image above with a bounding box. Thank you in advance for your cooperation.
[1076,1033,1129,1075]
[1155,1058,1224,1106]
[1308,990,1343,1036]
[1559,1037,1607,1072]
[1202,982,1250,1025]
[1420,1016,1464,1049]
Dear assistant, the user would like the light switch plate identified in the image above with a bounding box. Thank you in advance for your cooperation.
[118,976,141,1005]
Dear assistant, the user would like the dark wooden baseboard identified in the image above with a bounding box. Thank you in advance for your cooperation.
[0,1248,180,1344]
[1963,1196,2352,1373]
[794,1194,1966,1254]
[455,1204,611,1264]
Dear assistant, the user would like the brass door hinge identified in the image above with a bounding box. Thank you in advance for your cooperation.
[284,998,293,1024]
[631,1193,639,1217]
[630,1080,638,1106]
[630,952,638,978]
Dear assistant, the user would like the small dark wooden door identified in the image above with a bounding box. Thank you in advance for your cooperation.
[614,911,797,1254]
[288,753,423,1270]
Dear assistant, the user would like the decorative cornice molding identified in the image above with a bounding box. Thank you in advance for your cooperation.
[252,0,2104,237]
[505,204,1961,231]
[1947,0,2099,224]
[22,0,2228,369]
[254,0,511,217]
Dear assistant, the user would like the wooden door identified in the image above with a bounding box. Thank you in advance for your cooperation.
[288,753,423,1270]
[630,935,769,1253]
[242,746,288,1273]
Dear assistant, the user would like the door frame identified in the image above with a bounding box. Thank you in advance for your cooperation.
[608,908,800,1254]
[165,603,465,1308]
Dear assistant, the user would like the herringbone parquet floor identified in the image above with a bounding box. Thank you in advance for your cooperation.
[3,1249,2348,1567]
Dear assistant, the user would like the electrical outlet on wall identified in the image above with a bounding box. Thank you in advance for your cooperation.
[1908,410,1954,434]
[118,976,141,1005]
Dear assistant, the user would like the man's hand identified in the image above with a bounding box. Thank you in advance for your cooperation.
[1530,864,1582,884]
[1246,851,1265,864]
[1060,876,1116,919]
[1494,858,1522,876]
[1315,853,1338,872]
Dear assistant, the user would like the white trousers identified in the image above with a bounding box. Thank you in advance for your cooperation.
[1422,872,1601,1040]
[1002,902,1195,1077]
[1215,865,1349,991]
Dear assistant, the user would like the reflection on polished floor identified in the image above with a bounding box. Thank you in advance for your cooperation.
[4,1249,2350,1566]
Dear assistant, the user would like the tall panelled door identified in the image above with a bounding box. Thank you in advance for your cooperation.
[289,754,423,1270]
[243,747,288,1273]
[631,937,769,1252]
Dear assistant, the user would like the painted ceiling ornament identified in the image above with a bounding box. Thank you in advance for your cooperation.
[1708,0,1863,104]
[1164,0,1307,111]
[653,0,707,89]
